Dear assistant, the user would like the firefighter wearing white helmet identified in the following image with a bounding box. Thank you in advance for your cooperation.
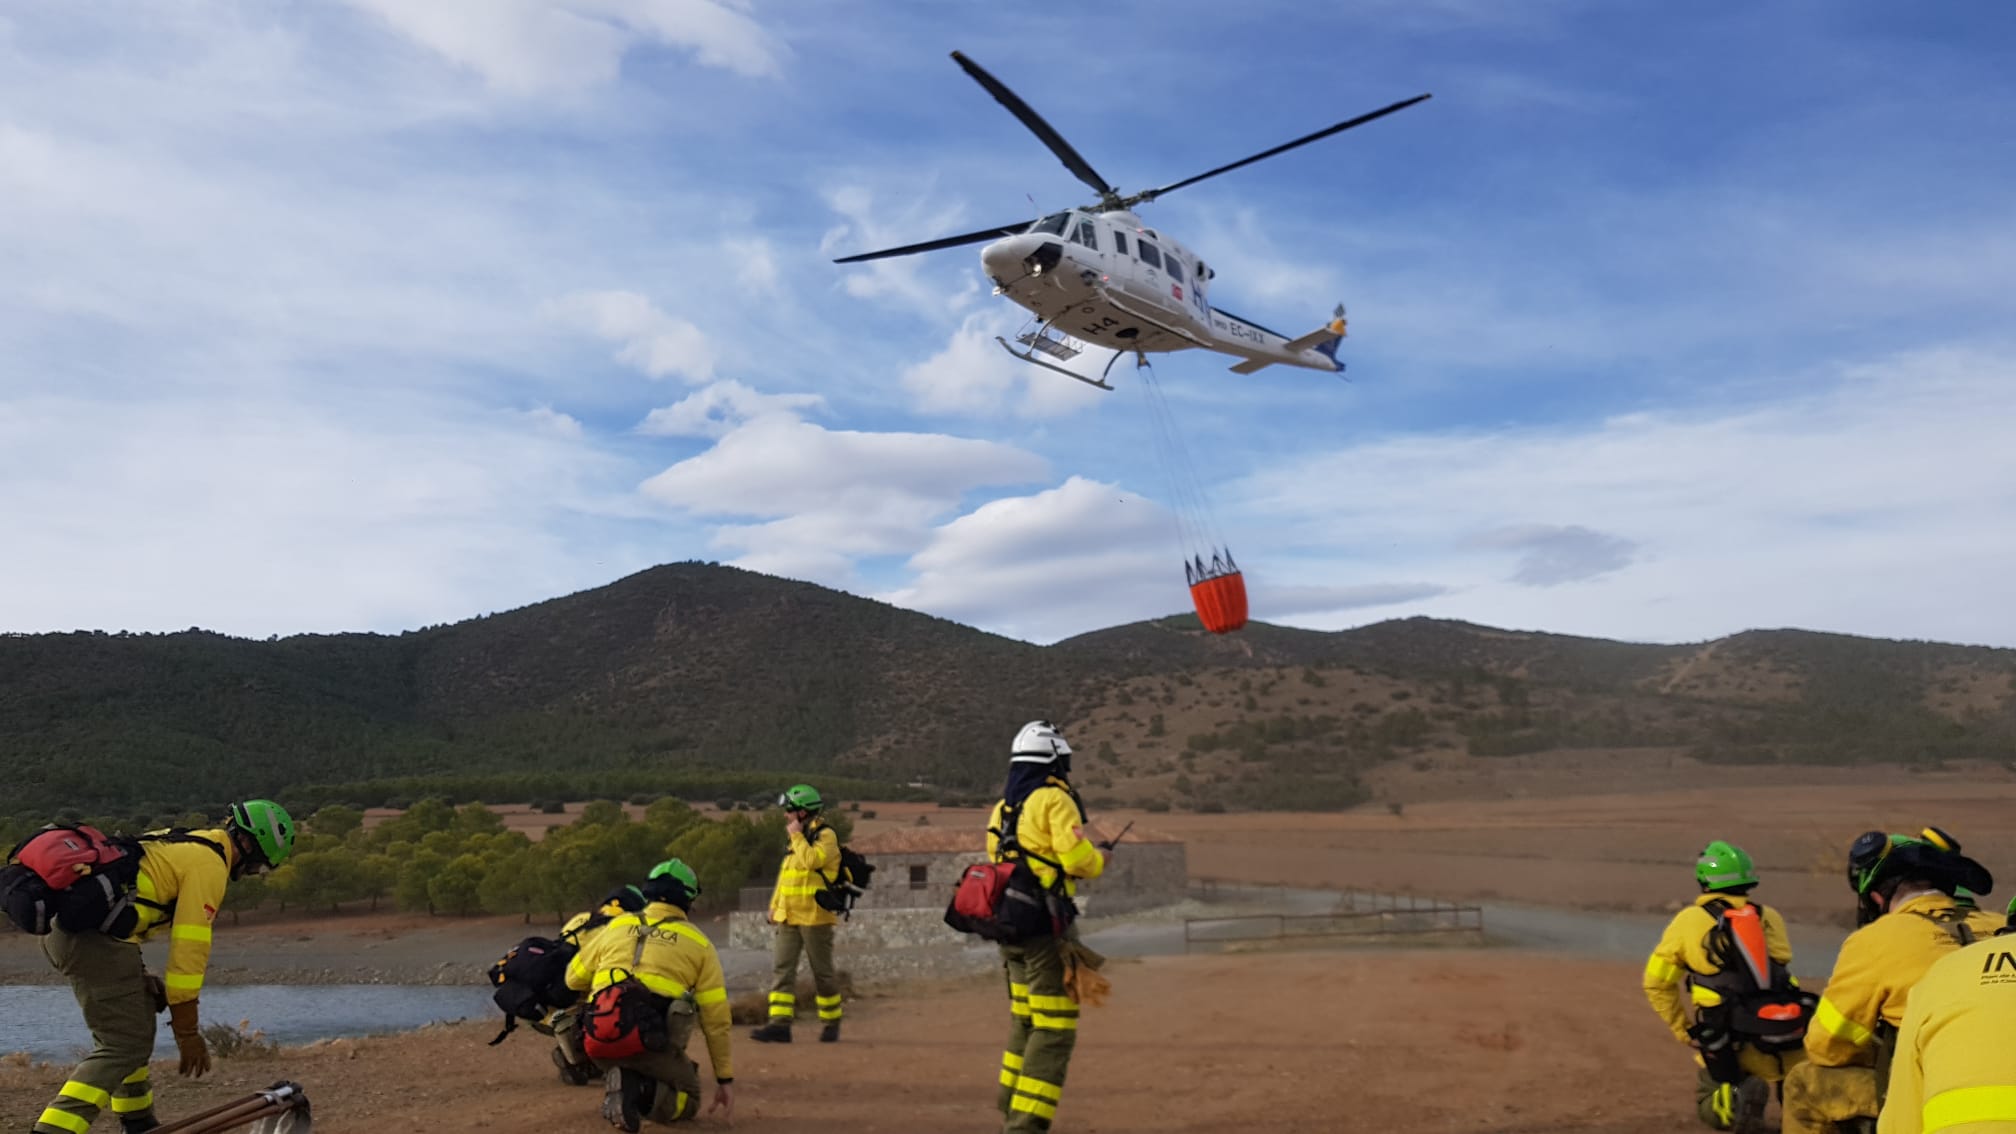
[987,720,1107,1134]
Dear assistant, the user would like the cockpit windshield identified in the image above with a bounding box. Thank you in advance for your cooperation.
[1028,212,1071,236]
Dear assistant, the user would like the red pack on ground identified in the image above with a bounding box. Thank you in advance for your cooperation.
[11,825,130,891]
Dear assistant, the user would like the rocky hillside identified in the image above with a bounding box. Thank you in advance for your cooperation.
[3,563,2013,815]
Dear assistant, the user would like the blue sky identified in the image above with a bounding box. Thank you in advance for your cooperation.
[5,1,2016,646]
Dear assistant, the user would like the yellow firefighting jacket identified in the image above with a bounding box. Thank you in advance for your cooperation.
[564,902,733,1081]
[119,828,235,1006]
[767,819,840,928]
[1644,894,1796,1043]
[986,781,1105,897]
[1877,932,2016,1134]
[1807,893,2003,1068]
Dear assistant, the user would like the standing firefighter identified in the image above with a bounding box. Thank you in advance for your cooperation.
[1781,830,2000,1134]
[564,859,732,1132]
[1875,899,2016,1134]
[1644,840,1815,1134]
[989,720,1107,1134]
[30,800,295,1134]
[751,784,844,1044]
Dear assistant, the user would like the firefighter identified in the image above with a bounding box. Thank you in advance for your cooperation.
[551,884,648,1086]
[989,720,1108,1134]
[1644,840,1809,1134]
[1876,900,2016,1134]
[31,800,296,1134]
[1780,831,2000,1134]
[563,859,732,1132]
[750,784,844,1044]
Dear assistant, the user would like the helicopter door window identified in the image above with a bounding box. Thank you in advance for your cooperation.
[1111,231,1128,256]
[1165,257,1184,283]
[1073,220,1098,250]
[1030,212,1070,237]
[1136,240,1162,270]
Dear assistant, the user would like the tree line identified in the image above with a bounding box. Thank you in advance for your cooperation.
[0,796,852,925]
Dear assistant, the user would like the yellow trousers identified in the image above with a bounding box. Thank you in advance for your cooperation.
[1781,1062,1878,1134]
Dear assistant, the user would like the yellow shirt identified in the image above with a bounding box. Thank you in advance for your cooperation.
[1877,932,2016,1134]
[767,821,841,928]
[564,902,732,1081]
[123,829,235,1006]
[985,781,1105,896]
[1807,893,2002,1067]
[1643,894,1795,1043]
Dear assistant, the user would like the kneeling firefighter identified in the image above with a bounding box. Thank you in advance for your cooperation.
[550,884,648,1086]
[1644,840,1814,1134]
[1781,829,2001,1134]
[26,800,295,1134]
[988,721,1108,1134]
[1875,897,2016,1134]
[564,859,733,1132]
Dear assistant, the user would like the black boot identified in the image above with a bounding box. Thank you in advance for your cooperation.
[121,1118,162,1134]
[553,1045,594,1086]
[1732,1077,1770,1134]
[750,1021,792,1043]
[602,1068,648,1132]
[820,1021,841,1043]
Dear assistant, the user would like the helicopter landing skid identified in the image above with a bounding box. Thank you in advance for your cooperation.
[993,335,1114,390]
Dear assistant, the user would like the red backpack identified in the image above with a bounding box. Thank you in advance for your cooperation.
[943,798,1071,944]
[14,825,133,890]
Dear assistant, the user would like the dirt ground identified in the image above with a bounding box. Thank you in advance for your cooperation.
[0,948,1705,1134]
[10,767,2011,1131]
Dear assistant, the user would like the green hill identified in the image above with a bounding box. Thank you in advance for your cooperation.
[4,563,2014,816]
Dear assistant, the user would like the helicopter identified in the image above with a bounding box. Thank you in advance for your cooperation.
[835,51,1430,389]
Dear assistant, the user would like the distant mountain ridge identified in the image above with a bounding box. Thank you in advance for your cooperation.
[3,562,2013,815]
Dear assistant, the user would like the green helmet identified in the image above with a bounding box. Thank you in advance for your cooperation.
[229,799,297,869]
[1696,840,1758,892]
[779,784,823,812]
[647,858,701,900]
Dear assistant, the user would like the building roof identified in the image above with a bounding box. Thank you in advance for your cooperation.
[853,824,1180,856]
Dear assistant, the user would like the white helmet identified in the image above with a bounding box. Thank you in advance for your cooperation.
[1011,720,1072,764]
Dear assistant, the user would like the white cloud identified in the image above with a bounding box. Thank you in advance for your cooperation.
[901,309,1110,419]
[1252,581,1451,620]
[527,405,586,438]
[548,290,716,384]
[639,415,1049,583]
[339,0,786,94]
[0,392,661,636]
[1236,345,2016,646]
[889,477,1182,642]
[724,236,780,295]
[1470,523,1637,586]
[823,185,987,316]
[636,379,823,438]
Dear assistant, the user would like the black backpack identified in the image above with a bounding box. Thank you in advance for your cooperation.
[486,936,580,1046]
[814,841,877,919]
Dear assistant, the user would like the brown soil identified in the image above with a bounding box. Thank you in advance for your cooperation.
[0,948,1701,1134]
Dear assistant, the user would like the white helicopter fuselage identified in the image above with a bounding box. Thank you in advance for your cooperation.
[980,208,1344,375]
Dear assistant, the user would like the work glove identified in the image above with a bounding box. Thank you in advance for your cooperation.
[143,973,169,1015]
[168,999,211,1078]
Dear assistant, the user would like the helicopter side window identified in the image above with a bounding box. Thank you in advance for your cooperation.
[1111,231,1127,256]
[1073,220,1098,250]
[1030,213,1070,237]
[1165,257,1184,283]
[1137,240,1162,269]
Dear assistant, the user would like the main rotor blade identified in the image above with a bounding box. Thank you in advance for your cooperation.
[832,220,1034,264]
[951,51,1115,199]
[1136,93,1432,203]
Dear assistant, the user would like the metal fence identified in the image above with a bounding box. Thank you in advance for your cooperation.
[1181,893,1484,952]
